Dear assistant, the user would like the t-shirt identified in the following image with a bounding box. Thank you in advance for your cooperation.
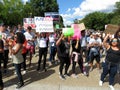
[24,32,35,45]
[89,38,102,45]
[57,40,70,57]
[38,37,47,48]
[72,40,81,53]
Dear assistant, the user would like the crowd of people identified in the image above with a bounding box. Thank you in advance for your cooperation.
[0,22,120,90]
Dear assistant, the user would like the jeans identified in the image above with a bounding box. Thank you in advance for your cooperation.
[100,62,117,85]
[22,53,27,70]
[49,46,56,62]
[14,64,23,83]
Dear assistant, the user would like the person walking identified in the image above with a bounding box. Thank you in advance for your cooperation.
[99,34,120,90]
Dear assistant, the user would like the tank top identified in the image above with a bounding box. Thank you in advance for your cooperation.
[12,45,23,64]
[106,47,120,64]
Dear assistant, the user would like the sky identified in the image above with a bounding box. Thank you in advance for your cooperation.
[23,0,120,26]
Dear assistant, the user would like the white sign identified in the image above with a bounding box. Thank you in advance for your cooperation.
[34,17,54,33]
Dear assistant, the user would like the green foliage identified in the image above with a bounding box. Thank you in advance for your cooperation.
[0,0,60,26]
[81,12,110,30]
[30,0,59,17]
[78,1,120,31]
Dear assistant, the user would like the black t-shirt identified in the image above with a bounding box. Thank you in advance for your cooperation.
[106,47,120,64]
[57,40,70,57]
[72,40,81,53]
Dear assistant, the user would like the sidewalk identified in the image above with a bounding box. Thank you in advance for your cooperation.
[2,55,120,90]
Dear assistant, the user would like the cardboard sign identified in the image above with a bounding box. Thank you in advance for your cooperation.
[104,24,119,34]
[78,23,86,31]
[34,17,54,33]
[71,23,86,31]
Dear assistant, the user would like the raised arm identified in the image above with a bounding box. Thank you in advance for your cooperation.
[56,34,64,46]
[103,34,110,49]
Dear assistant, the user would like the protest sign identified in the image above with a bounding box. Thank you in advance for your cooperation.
[62,28,74,37]
[23,18,36,29]
[104,24,119,34]
[78,23,86,31]
[34,17,54,33]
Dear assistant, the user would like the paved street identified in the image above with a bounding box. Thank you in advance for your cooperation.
[2,54,120,90]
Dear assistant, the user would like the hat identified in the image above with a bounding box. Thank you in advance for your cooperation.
[0,22,5,26]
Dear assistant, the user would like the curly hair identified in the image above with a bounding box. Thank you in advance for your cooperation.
[16,32,25,44]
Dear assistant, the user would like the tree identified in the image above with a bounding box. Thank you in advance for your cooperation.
[0,0,24,25]
[80,12,110,30]
[111,1,120,25]
[30,0,59,17]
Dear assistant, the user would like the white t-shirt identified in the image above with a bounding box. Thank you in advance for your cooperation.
[39,37,47,48]
[24,32,35,40]
[89,38,102,45]
[81,37,87,47]
[49,35,55,43]
[24,32,35,45]
[0,32,9,50]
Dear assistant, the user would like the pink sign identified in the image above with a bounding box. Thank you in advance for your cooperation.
[71,24,81,40]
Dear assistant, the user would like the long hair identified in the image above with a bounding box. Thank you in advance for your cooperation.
[16,32,25,44]
[114,26,120,38]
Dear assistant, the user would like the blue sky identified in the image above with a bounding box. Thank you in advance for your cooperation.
[23,0,119,26]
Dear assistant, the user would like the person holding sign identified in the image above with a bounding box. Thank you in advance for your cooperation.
[71,38,87,78]
[99,34,120,90]
[56,34,70,80]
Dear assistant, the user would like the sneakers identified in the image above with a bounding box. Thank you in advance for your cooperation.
[16,83,24,89]
[71,74,78,78]
[99,80,103,86]
[14,71,16,75]
[59,75,66,80]
[109,85,115,90]
[22,70,26,74]
[89,67,93,72]
[64,73,70,78]
[84,62,88,66]
[82,71,88,76]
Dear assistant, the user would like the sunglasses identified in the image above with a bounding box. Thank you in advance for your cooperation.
[111,39,118,42]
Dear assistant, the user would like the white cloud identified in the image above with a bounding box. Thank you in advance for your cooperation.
[66,8,71,12]
[61,0,120,26]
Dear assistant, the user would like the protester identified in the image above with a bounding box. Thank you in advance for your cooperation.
[71,39,87,78]
[0,23,9,73]
[0,37,4,90]
[24,26,35,67]
[16,24,26,33]
[99,34,120,90]
[11,32,25,89]
[48,32,57,64]
[56,34,70,80]
[37,33,48,72]
[87,32,102,71]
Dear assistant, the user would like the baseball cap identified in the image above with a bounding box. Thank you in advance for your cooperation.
[0,22,5,26]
